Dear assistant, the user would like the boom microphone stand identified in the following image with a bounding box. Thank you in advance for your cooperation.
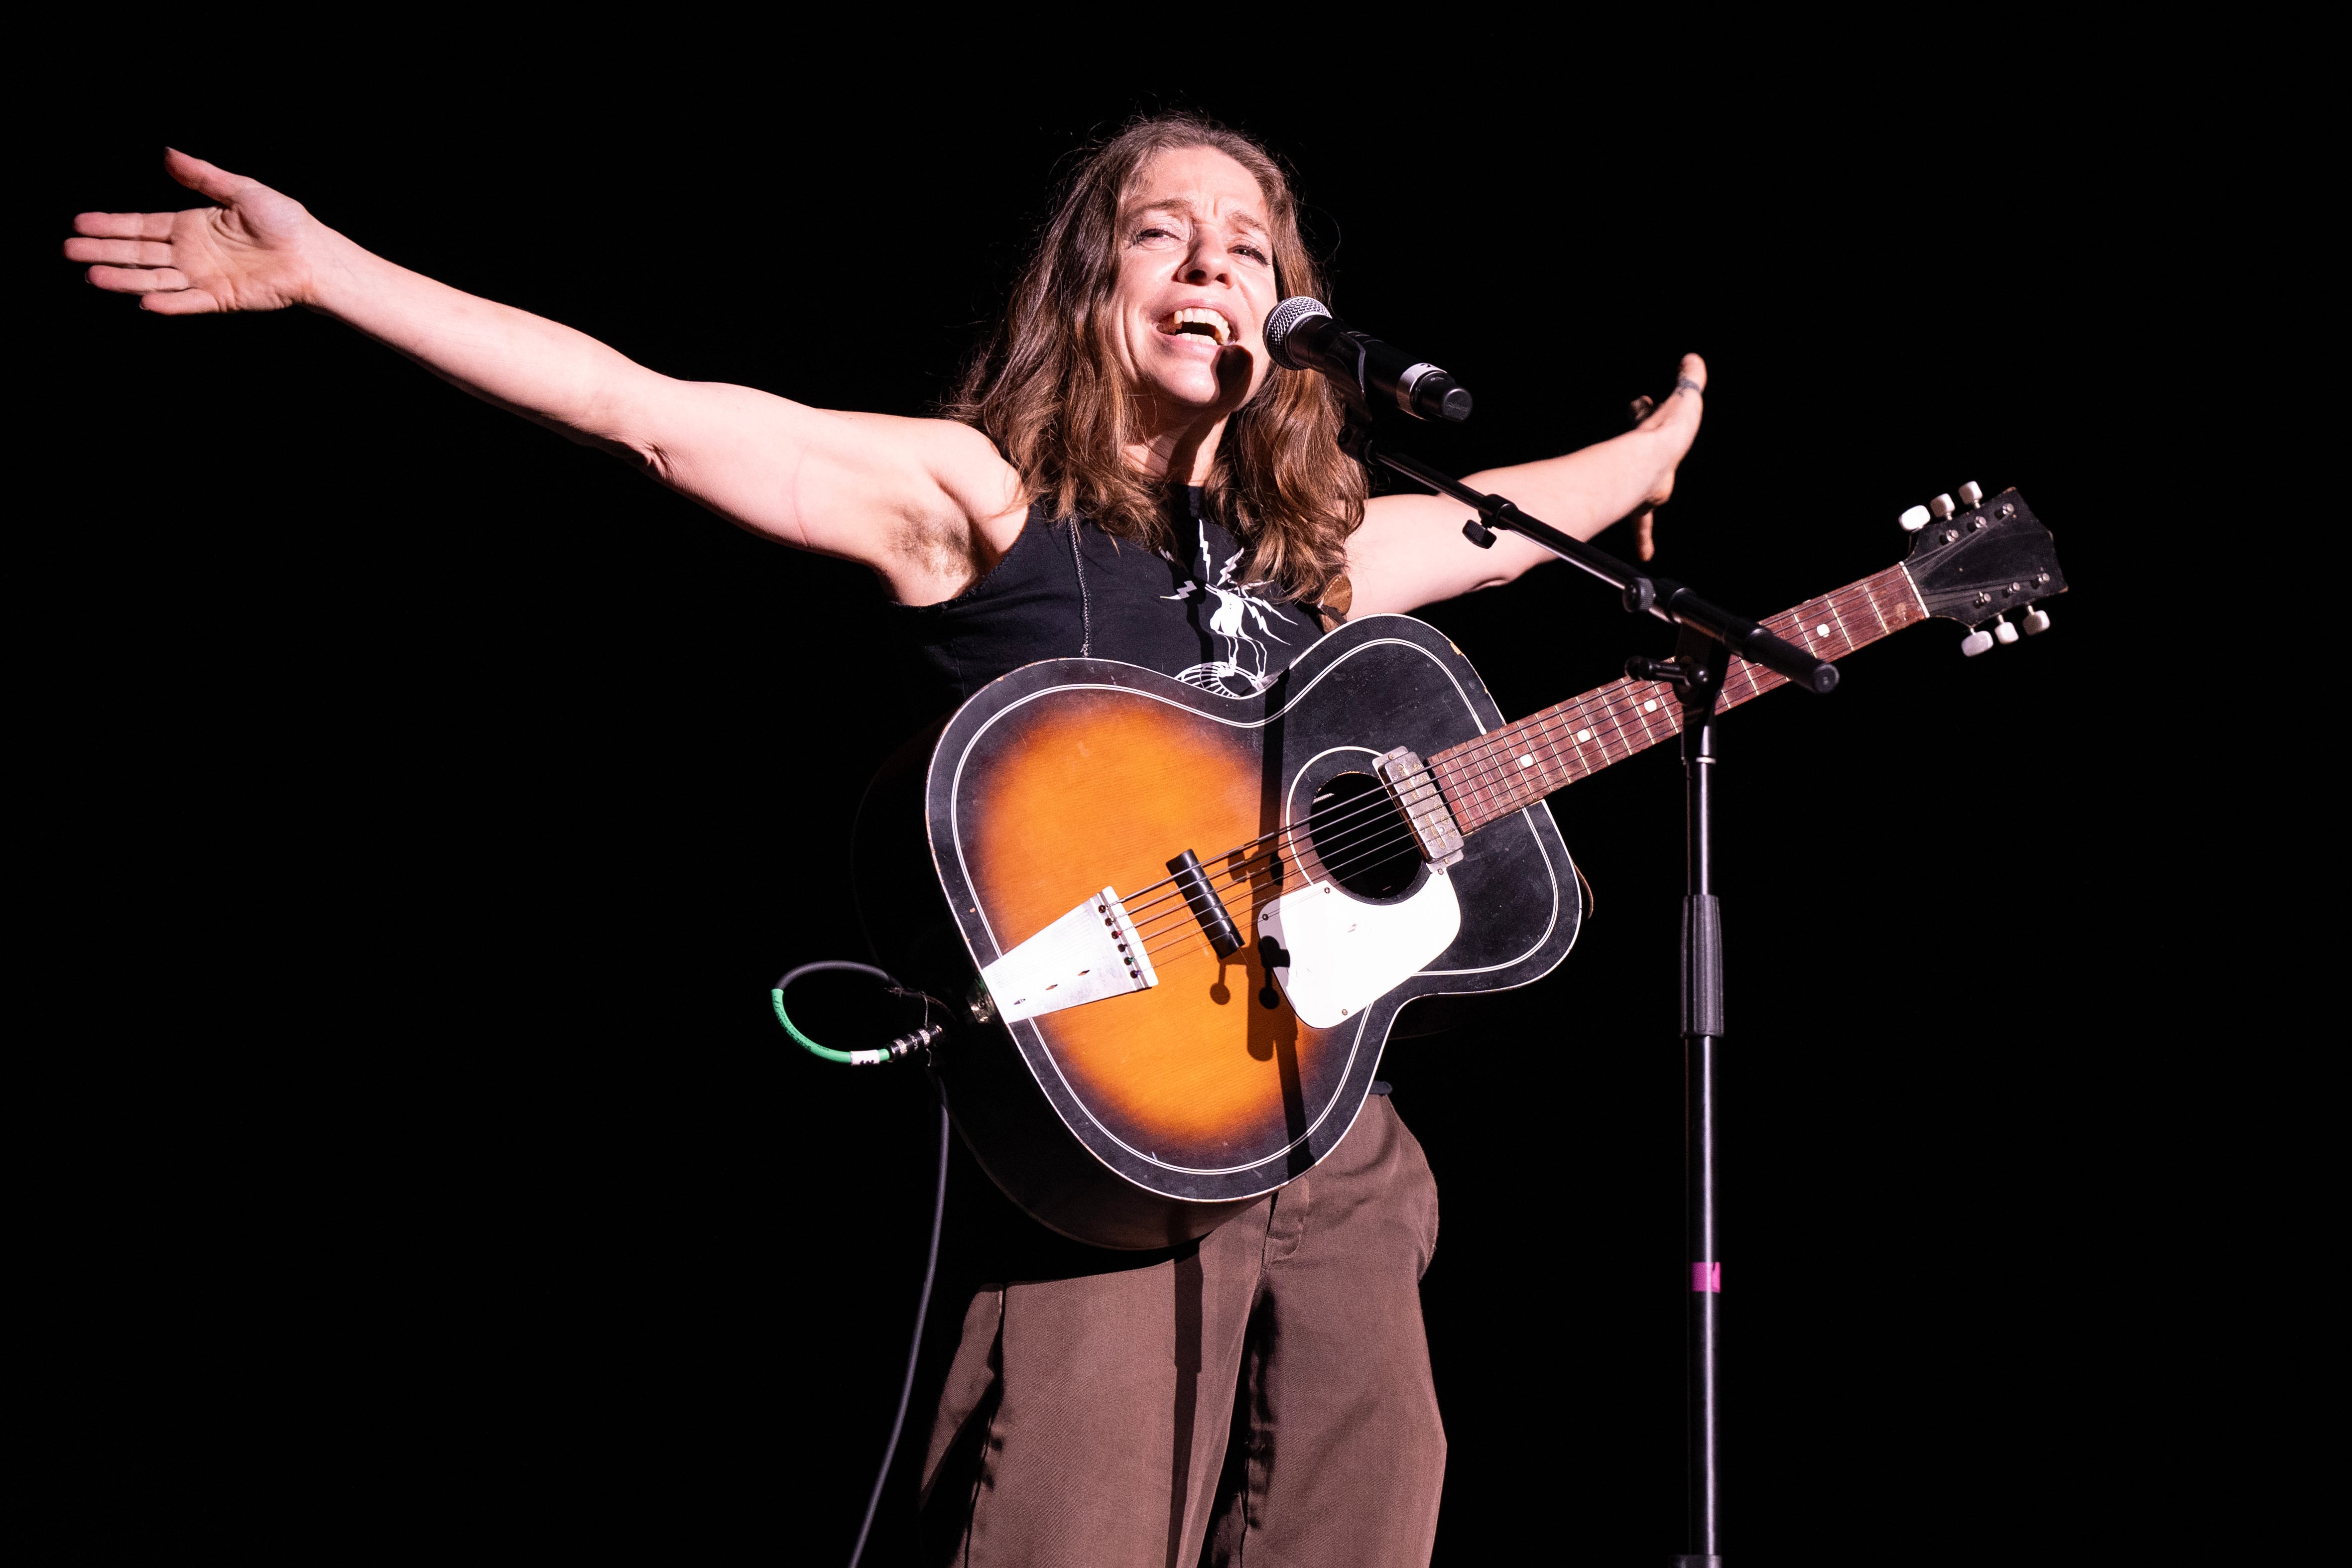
[1338,416,1835,1568]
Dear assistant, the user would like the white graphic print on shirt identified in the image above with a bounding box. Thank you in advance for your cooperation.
[1160,523,1295,697]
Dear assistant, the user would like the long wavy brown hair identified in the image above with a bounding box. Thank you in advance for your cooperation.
[946,113,1363,609]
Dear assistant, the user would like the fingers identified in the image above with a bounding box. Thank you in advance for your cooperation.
[73,211,178,241]
[84,263,191,295]
[64,236,177,267]
[140,288,225,315]
[164,146,252,204]
[1621,358,1704,560]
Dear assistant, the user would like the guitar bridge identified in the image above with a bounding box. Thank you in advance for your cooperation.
[1167,848,1245,959]
[1374,747,1465,870]
[978,886,1160,1025]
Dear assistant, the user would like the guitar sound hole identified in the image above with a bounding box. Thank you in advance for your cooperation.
[1305,772,1423,901]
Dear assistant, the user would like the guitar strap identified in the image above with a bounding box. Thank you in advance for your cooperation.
[1064,517,1093,657]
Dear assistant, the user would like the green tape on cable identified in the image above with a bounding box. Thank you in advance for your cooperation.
[774,987,867,1065]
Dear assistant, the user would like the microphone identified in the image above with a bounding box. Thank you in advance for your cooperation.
[1262,297,1472,423]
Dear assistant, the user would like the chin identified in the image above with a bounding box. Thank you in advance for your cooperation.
[1141,371,1233,412]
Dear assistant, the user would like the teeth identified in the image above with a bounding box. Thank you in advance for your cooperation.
[1169,307,1232,346]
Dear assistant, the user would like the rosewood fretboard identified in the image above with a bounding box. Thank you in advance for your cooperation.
[1429,565,1927,835]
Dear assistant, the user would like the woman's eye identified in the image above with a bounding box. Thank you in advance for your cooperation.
[1134,227,1177,243]
[1236,244,1269,263]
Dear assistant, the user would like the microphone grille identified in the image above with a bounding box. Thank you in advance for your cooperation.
[1262,296,1332,369]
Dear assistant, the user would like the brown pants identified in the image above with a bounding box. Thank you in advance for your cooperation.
[914,1095,1446,1567]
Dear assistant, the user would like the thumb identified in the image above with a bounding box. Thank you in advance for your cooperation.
[163,147,252,205]
[1633,354,1708,433]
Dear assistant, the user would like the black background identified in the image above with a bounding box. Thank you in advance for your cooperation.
[27,36,2292,1565]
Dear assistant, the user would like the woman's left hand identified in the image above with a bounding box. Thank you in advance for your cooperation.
[1624,352,1707,561]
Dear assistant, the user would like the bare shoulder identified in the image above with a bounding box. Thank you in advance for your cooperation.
[834,413,1022,521]
[816,413,1027,605]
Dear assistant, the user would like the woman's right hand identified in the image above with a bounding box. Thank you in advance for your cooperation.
[66,149,323,315]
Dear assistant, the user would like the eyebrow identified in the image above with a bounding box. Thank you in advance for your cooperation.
[1126,196,1270,237]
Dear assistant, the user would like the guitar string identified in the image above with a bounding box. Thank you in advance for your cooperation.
[1119,807,1435,950]
[1126,674,1708,961]
[1418,576,1911,838]
[1431,577,1898,820]
[1123,798,1428,940]
[1109,756,1456,930]
[1119,810,1432,952]
[1111,574,1881,930]
[1120,602,1823,953]
[1115,609,1742,934]
[1115,575,1904,960]
[1420,588,1863,814]
[1124,611,1910,968]
[1127,580,1905,963]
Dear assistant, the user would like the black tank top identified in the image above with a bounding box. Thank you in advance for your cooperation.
[889,486,1317,721]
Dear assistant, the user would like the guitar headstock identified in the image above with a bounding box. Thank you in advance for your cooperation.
[1899,483,2066,655]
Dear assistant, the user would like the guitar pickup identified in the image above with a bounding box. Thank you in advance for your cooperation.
[1374,748,1465,870]
[979,886,1159,1025]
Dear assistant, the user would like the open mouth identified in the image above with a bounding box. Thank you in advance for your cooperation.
[1161,307,1235,347]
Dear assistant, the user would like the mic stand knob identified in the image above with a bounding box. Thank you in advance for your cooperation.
[1627,656,1690,687]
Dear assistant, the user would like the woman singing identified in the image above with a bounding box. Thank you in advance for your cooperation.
[67,113,1705,1566]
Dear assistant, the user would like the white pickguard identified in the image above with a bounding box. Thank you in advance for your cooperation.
[1256,872,1461,1028]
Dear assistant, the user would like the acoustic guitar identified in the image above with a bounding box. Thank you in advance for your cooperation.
[854,487,2066,1249]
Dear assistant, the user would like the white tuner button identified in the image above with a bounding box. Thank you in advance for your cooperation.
[1991,614,2019,645]
[1898,504,1931,532]
[1928,493,1957,521]
[1960,628,1995,657]
[2021,606,2051,635]
[1957,481,1984,508]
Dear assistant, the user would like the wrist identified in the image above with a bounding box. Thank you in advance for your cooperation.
[299,225,380,317]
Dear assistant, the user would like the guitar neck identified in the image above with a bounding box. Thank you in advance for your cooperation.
[1430,564,1928,835]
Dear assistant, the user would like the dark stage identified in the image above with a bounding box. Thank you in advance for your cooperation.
[27,43,2283,1565]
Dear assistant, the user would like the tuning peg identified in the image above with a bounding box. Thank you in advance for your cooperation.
[2021,605,2051,635]
[1928,493,1957,522]
[1898,504,1931,532]
[1991,613,2019,645]
[1957,481,1984,508]
[1960,627,1995,657]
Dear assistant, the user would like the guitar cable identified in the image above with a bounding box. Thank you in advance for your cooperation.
[770,959,952,1568]
[772,961,946,1064]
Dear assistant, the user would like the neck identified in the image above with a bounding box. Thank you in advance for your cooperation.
[1430,564,1931,835]
[1125,398,1229,485]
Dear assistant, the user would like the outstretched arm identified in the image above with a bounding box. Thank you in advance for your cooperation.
[1342,356,1707,616]
[65,151,1024,605]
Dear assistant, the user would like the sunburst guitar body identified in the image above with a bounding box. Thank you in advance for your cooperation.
[851,487,2066,1251]
[855,616,1578,1250]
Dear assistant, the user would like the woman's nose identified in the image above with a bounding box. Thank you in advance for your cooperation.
[1181,237,1231,284]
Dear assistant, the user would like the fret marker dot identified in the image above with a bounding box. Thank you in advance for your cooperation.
[1518,754,1535,768]
[1816,623,1831,638]
[1643,699,1658,713]
[1576,729,1592,743]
